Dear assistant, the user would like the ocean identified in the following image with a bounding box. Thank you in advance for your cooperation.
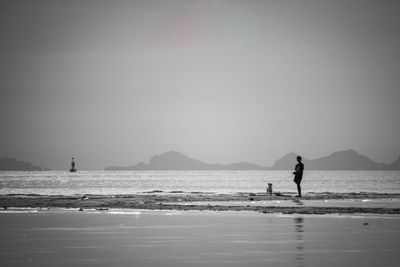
[1,170,400,196]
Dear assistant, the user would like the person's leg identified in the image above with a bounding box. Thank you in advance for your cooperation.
[296,182,301,197]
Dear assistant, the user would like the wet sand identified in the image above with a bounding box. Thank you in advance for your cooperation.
[1,192,400,214]
[0,210,399,267]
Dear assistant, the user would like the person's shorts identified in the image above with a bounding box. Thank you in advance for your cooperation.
[293,177,302,184]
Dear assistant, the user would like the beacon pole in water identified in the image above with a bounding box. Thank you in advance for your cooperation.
[70,157,76,172]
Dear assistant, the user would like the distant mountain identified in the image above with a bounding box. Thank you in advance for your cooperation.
[270,149,397,170]
[269,152,299,170]
[0,157,42,171]
[106,150,400,171]
[105,151,267,170]
[389,156,400,170]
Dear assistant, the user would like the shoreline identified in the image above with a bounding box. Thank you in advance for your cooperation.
[1,192,400,215]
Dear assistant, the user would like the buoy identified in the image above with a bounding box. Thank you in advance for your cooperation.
[69,157,76,172]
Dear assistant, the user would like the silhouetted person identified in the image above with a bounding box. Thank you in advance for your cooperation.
[70,157,76,172]
[293,156,304,197]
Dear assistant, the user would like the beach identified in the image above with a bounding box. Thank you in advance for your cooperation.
[1,210,399,267]
[2,0,400,265]
[1,191,400,266]
[1,192,400,214]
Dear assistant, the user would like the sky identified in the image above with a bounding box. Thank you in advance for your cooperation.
[1,0,400,170]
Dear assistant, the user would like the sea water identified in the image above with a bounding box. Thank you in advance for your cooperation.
[1,170,400,196]
[1,211,399,267]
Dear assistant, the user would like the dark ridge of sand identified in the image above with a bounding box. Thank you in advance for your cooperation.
[1,192,400,214]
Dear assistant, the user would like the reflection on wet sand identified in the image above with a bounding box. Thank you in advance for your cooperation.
[292,199,304,206]
[0,211,399,267]
[294,217,305,267]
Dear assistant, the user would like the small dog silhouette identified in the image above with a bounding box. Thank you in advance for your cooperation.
[266,183,273,196]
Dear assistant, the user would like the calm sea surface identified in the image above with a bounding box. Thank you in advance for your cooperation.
[0,170,400,195]
[1,212,399,267]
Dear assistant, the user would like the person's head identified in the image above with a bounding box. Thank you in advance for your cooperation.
[296,156,302,162]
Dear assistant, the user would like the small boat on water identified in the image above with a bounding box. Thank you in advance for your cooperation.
[70,157,76,172]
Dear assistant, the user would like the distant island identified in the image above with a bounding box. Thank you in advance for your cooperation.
[0,157,43,171]
[105,150,400,171]
[2,150,399,171]
[270,150,400,170]
[105,151,267,171]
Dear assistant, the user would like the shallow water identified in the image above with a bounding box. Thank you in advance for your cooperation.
[165,198,400,209]
[1,170,400,195]
[0,211,399,267]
